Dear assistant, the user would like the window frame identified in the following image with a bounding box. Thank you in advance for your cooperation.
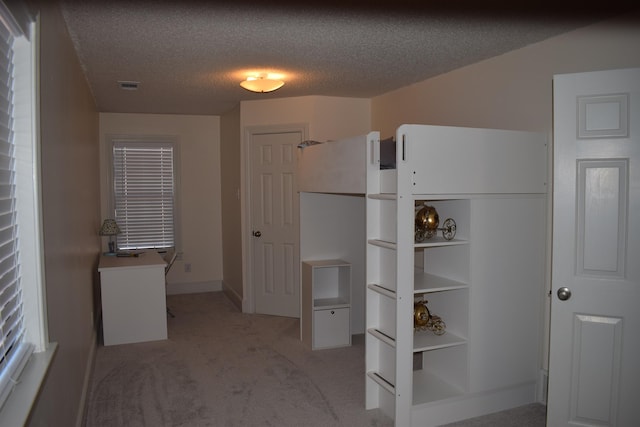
[0,9,56,426]
[107,135,181,252]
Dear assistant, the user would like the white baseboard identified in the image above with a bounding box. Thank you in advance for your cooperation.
[537,369,549,404]
[76,330,97,427]
[222,281,242,310]
[410,381,537,427]
[166,280,222,295]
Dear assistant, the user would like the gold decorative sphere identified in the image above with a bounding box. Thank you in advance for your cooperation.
[415,205,439,242]
[414,301,431,327]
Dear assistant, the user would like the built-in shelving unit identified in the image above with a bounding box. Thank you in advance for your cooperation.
[365,125,548,426]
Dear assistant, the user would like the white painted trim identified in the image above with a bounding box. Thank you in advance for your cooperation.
[410,381,537,427]
[0,15,56,425]
[222,281,242,310]
[14,17,48,353]
[537,369,549,405]
[0,343,58,427]
[166,280,222,295]
[75,331,97,427]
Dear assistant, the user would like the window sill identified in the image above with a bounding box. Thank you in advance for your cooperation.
[0,342,58,426]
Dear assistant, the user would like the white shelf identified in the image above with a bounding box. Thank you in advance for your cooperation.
[313,298,349,309]
[413,330,466,352]
[412,371,465,406]
[303,259,350,268]
[414,271,469,294]
[414,236,468,248]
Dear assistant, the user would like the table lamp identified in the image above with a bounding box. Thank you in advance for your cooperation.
[99,219,121,255]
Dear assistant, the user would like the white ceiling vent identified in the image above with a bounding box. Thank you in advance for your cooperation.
[117,80,140,90]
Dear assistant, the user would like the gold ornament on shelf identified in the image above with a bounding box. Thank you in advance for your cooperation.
[415,204,457,242]
[414,300,431,328]
[413,299,446,335]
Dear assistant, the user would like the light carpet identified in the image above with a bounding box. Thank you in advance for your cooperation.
[84,292,393,427]
[84,292,545,427]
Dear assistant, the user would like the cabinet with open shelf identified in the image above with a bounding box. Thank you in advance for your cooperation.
[301,259,352,350]
[365,125,547,426]
[410,198,470,404]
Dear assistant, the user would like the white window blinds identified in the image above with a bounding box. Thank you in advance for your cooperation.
[112,141,175,250]
[0,18,33,408]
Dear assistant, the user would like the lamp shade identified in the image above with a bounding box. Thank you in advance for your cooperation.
[99,219,121,236]
[240,76,284,93]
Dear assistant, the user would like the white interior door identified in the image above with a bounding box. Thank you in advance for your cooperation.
[548,68,640,426]
[250,130,302,318]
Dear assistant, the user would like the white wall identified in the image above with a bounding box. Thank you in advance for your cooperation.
[237,95,371,313]
[241,95,371,141]
[220,106,243,307]
[99,113,223,294]
[371,13,640,375]
[372,15,640,137]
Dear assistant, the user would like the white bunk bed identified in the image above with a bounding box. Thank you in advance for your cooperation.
[297,124,548,426]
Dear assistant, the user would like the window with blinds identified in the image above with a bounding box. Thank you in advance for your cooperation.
[112,141,176,250]
[0,17,33,408]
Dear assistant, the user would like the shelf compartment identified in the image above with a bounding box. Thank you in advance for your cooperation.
[412,371,465,405]
[368,328,397,348]
[367,371,395,395]
[418,244,470,286]
[305,260,351,305]
[414,271,468,294]
[415,289,469,343]
[368,284,397,299]
[413,330,466,352]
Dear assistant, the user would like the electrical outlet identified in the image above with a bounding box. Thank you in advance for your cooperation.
[184,263,191,273]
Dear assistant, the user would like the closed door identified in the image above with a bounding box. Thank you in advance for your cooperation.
[250,130,302,318]
[548,68,640,426]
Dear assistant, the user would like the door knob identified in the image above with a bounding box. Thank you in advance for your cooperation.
[252,230,262,237]
[557,287,572,301]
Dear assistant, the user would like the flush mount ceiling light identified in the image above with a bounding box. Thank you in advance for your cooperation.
[240,74,284,93]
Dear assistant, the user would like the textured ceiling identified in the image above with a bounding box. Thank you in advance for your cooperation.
[60,0,628,116]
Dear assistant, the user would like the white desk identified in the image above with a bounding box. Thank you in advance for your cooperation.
[98,251,167,346]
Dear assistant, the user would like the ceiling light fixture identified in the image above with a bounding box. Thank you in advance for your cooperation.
[240,74,284,93]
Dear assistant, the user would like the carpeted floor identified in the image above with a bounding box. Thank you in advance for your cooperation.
[83,292,545,427]
[440,403,546,427]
